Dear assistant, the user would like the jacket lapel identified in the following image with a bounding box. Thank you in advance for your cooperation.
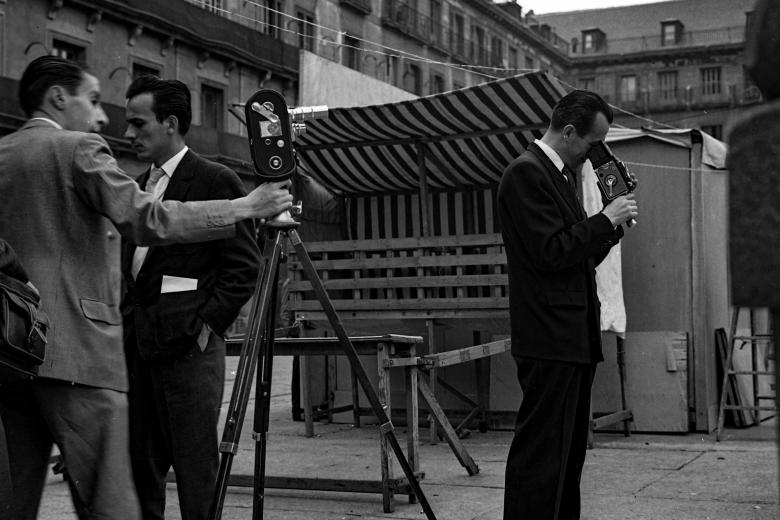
[162,150,196,202]
[527,143,583,220]
[139,151,196,272]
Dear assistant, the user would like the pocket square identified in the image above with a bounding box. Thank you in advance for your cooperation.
[160,275,198,293]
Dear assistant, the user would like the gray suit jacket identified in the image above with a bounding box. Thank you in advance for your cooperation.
[0,119,238,391]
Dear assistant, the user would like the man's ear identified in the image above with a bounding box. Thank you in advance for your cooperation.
[562,124,576,141]
[165,115,179,135]
[48,85,68,111]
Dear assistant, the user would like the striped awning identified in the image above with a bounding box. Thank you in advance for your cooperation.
[295,71,569,195]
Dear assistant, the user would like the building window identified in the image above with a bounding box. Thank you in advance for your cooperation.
[132,62,160,80]
[579,77,595,91]
[472,26,486,65]
[387,56,399,86]
[524,55,535,70]
[581,29,605,53]
[658,70,678,100]
[619,75,637,103]
[701,67,721,96]
[404,64,422,95]
[51,39,85,62]
[296,8,315,51]
[201,84,224,130]
[430,0,443,46]
[508,47,518,72]
[260,0,282,38]
[431,73,445,94]
[700,124,722,140]
[661,20,683,46]
[490,37,504,67]
[343,34,360,71]
[451,13,465,57]
[745,10,755,39]
[189,0,225,15]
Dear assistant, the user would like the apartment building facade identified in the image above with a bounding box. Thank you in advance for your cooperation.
[536,0,758,139]
[0,0,299,173]
[194,0,568,94]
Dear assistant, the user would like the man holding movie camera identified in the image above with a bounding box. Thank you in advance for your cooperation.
[0,56,291,520]
[121,75,261,520]
[498,89,638,520]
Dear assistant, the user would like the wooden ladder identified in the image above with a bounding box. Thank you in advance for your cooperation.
[716,307,776,441]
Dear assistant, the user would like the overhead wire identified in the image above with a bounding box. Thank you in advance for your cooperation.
[194,0,689,131]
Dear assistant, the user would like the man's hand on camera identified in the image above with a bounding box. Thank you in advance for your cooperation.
[601,193,638,227]
[232,180,294,221]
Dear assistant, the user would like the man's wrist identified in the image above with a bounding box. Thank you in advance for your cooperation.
[230,197,251,221]
[600,211,617,228]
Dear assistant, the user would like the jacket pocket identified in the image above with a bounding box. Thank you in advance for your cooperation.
[80,299,122,325]
[545,291,587,307]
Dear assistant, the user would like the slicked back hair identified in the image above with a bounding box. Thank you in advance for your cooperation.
[126,75,192,135]
[549,89,613,137]
[19,56,86,118]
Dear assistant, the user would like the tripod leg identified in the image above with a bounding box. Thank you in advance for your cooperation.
[210,231,284,520]
[252,260,280,520]
[287,229,438,520]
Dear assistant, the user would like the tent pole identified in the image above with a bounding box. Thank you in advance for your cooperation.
[416,142,439,443]
[417,142,431,237]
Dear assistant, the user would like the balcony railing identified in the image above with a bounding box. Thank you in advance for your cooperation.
[382,0,444,46]
[606,83,762,114]
[382,0,501,65]
[340,0,372,15]
[577,25,745,55]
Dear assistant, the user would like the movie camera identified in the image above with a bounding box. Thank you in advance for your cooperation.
[244,89,328,182]
[587,140,638,226]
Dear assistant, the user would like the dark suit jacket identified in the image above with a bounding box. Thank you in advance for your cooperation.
[122,151,260,360]
[497,142,622,364]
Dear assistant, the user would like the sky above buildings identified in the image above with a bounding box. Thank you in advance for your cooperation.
[527,0,671,14]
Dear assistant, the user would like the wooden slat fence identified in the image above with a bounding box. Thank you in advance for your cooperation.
[287,233,508,321]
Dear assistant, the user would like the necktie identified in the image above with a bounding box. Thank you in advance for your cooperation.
[145,167,166,197]
[131,167,167,279]
[562,166,576,192]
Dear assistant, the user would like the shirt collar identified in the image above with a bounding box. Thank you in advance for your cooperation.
[155,145,188,178]
[534,139,565,174]
[29,117,63,130]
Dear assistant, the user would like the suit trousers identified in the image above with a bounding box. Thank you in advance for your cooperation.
[127,331,225,520]
[503,357,596,520]
[0,378,141,520]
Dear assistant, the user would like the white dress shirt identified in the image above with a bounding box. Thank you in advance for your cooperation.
[130,146,189,278]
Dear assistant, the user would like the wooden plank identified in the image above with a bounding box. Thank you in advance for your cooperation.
[208,473,424,494]
[376,341,394,512]
[295,234,505,253]
[417,378,479,476]
[288,252,507,271]
[288,274,507,292]
[405,343,420,504]
[423,339,511,368]
[290,298,508,311]
[427,320,438,445]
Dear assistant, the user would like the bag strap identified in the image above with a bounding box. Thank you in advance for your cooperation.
[0,272,40,306]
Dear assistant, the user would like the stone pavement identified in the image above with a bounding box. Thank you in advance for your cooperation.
[37,356,779,520]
